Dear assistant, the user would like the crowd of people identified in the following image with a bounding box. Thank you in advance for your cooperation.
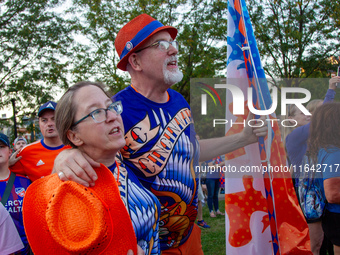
[0,12,339,255]
[0,14,266,255]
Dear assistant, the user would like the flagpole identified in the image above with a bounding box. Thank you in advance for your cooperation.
[237,0,282,254]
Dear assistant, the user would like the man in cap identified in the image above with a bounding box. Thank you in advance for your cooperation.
[8,136,28,167]
[13,136,28,152]
[53,14,267,254]
[10,101,70,181]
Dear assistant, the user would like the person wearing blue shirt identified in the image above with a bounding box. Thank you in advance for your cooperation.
[0,133,31,254]
[285,77,340,255]
[308,102,340,255]
[285,77,338,170]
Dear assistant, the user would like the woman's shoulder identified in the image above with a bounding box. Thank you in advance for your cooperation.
[318,147,340,162]
[319,146,340,153]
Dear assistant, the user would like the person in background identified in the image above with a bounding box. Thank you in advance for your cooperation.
[10,101,71,181]
[205,156,225,218]
[195,135,210,229]
[53,14,267,254]
[0,203,24,255]
[285,77,339,255]
[303,99,334,255]
[9,136,28,167]
[0,133,31,254]
[13,137,28,152]
[308,102,340,255]
[196,180,210,228]
[285,77,339,172]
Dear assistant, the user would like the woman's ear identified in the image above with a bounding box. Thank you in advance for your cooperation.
[67,129,84,147]
[128,53,142,71]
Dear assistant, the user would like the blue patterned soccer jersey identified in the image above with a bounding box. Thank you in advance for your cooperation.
[113,86,200,250]
[109,158,161,254]
[0,174,31,254]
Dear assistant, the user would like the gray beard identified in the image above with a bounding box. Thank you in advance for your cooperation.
[163,68,183,86]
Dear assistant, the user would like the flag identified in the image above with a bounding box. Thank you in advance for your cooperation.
[225,0,311,254]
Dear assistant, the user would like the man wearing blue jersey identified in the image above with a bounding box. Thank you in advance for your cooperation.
[54,14,267,254]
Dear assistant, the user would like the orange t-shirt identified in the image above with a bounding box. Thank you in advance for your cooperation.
[10,139,71,182]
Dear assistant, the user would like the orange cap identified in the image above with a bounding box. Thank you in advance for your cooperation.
[23,164,137,255]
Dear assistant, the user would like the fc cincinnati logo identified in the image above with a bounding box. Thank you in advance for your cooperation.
[15,187,26,197]
[126,41,133,51]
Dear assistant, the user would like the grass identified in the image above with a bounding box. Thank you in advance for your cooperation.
[200,199,226,255]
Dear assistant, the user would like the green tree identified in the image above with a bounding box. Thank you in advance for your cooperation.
[66,0,127,94]
[1,0,75,117]
[247,0,340,91]
[176,0,228,101]
[68,0,229,101]
[67,0,188,95]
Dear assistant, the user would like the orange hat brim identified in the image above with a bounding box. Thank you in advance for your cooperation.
[23,164,137,255]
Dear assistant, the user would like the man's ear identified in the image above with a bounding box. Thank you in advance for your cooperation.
[127,53,142,71]
[67,129,84,147]
[287,116,296,125]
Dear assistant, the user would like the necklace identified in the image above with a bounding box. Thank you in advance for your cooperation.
[116,162,121,186]
[109,161,120,186]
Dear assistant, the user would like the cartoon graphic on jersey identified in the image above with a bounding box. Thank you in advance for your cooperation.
[114,86,200,250]
[113,156,160,255]
[121,106,199,249]
[123,114,160,155]
[153,188,197,248]
[122,108,193,177]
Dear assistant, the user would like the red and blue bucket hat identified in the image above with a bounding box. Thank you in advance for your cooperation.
[115,14,177,71]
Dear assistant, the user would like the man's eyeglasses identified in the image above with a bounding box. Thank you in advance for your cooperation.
[135,40,179,53]
[72,101,123,127]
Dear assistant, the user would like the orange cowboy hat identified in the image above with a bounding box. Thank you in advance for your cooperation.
[115,13,178,71]
[23,164,137,255]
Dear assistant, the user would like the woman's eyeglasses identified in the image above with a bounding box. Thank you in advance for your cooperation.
[72,101,123,127]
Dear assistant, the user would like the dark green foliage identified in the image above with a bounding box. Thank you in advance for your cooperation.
[247,0,340,85]
[1,0,76,118]
[1,0,340,118]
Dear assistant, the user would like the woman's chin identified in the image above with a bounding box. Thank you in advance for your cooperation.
[109,138,126,154]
